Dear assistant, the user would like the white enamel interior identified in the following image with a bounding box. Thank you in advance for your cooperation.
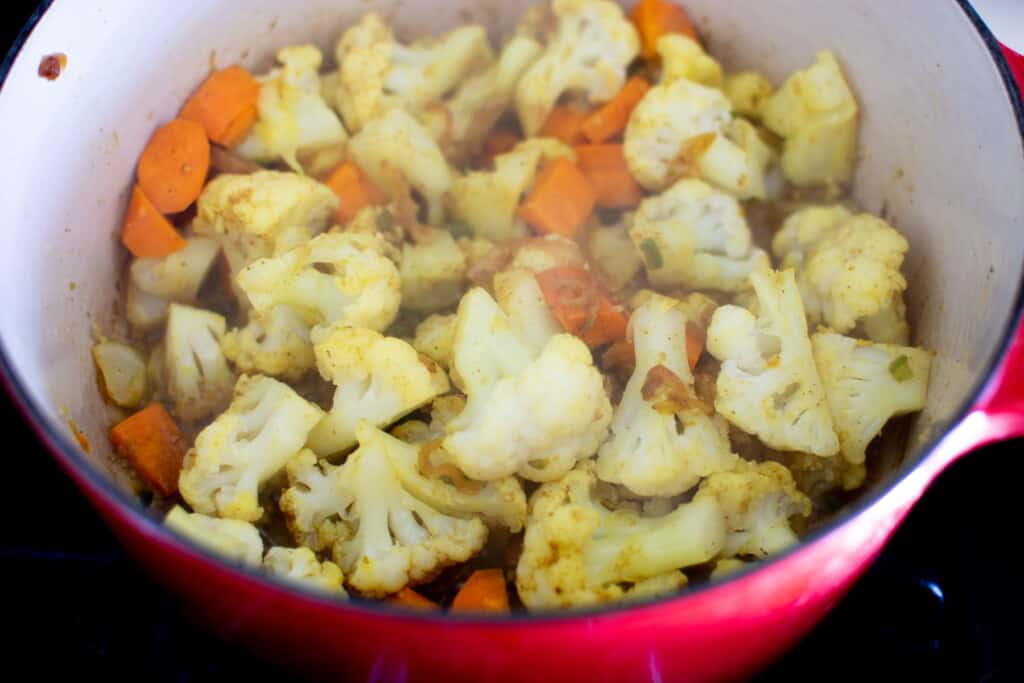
[0,0,1020,497]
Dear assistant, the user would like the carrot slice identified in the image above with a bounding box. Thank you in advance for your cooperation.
[389,588,438,610]
[517,158,596,238]
[573,144,645,209]
[324,162,389,224]
[109,404,189,497]
[580,77,650,144]
[537,106,589,146]
[137,118,211,214]
[451,569,510,612]
[631,0,700,61]
[179,66,261,148]
[121,184,187,258]
[535,267,628,348]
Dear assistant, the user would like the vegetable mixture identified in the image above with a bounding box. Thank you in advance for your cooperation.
[95,0,932,611]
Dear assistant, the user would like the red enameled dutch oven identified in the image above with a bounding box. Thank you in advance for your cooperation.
[1,1,1023,681]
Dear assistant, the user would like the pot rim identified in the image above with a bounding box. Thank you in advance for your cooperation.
[1,0,1022,626]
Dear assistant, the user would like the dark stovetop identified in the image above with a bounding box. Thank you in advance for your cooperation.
[3,3,1023,681]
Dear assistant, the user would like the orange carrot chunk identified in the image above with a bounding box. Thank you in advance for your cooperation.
[518,158,596,238]
[450,569,510,612]
[324,162,389,224]
[179,66,261,148]
[535,267,628,348]
[110,404,189,497]
[137,118,211,214]
[581,77,650,144]
[389,588,439,610]
[537,106,589,146]
[121,184,187,258]
[631,0,700,61]
[573,144,645,209]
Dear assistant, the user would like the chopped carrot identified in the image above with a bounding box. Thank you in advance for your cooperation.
[324,162,388,224]
[535,267,628,348]
[538,106,589,146]
[518,158,596,238]
[389,588,439,610]
[137,118,211,214]
[121,184,187,258]
[451,569,510,612]
[573,144,645,209]
[179,66,261,148]
[581,77,650,144]
[109,404,189,497]
[631,0,700,61]
[481,129,521,164]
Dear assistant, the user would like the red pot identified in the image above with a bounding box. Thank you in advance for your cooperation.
[1,1,1023,680]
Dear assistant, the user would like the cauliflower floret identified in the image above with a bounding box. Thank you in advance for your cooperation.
[412,313,456,370]
[333,13,494,133]
[92,341,147,409]
[761,51,858,187]
[221,305,315,382]
[510,234,588,273]
[178,375,324,521]
[706,270,840,456]
[694,460,811,558]
[235,45,348,172]
[724,71,775,119]
[493,267,562,354]
[658,34,723,88]
[263,546,347,594]
[516,464,726,609]
[348,107,453,225]
[812,331,930,465]
[515,0,639,136]
[306,324,450,457]
[237,231,400,332]
[442,288,612,482]
[596,293,736,496]
[449,138,574,242]
[164,506,263,566]
[772,208,910,343]
[129,237,220,303]
[400,230,467,313]
[630,178,770,292]
[587,221,643,292]
[125,281,171,332]
[164,304,235,421]
[280,423,488,596]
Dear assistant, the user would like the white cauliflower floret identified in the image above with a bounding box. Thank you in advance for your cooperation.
[164,304,235,421]
[516,465,726,609]
[493,268,562,354]
[400,230,467,313]
[237,232,400,332]
[129,237,220,303]
[448,139,574,242]
[694,460,811,558]
[263,547,347,594]
[443,288,612,482]
[724,71,775,119]
[658,34,723,88]
[630,178,770,292]
[761,51,858,187]
[772,208,910,343]
[812,332,930,465]
[306,324,450,457]
[164,506,263,566]
[236,45,348,172]
[125,281,170,332]
[333,13,494,133]
[412,313,456,370]
[707,270,840,456]
[281,423,488,596]
[349,107,453,225]
[515,0,639,136]
[92,341,147,409]
[221,305,315,382]
[178,375,324,521]
[596,293,736,496]
[587,221,643,292]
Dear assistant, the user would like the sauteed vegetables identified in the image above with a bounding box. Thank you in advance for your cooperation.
[94,0,931,611]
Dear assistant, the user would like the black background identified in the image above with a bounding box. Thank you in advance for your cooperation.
[3,3,1023,680]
